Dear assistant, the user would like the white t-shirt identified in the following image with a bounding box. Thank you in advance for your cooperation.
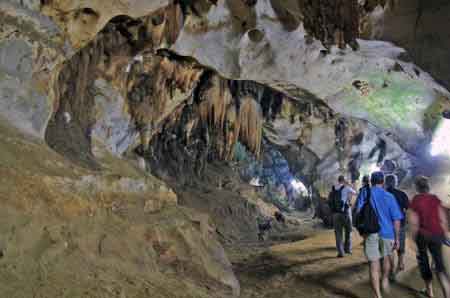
[335,183,357,213]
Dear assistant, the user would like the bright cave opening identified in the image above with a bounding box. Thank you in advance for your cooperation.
[430,117,450,157]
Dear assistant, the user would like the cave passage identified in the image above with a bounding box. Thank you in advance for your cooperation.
[4,0,450,298]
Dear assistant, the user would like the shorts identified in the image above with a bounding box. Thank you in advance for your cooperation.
[364,233,394,262]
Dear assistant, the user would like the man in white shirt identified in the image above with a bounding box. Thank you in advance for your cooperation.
[333,175,357,257]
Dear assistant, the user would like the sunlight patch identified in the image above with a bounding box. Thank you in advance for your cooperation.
[430,119,450,157]
[291,179,308,195]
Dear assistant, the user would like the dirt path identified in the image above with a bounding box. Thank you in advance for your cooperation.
[232,230,444,298]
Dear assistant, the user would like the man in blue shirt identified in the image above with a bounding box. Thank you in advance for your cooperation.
[355,171,403,298]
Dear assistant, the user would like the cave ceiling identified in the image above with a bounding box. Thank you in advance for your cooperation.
[2,0,450,195]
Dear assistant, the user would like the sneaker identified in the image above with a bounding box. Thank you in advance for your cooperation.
[337,254,344,258]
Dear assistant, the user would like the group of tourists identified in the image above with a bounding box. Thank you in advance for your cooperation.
[329,171,450,298]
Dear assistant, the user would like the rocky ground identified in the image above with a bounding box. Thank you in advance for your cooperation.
[0,119,239,298]
[232,222,445,298]
[0,114,442,298]
[232,226,441,298]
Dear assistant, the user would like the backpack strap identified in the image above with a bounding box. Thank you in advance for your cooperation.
[339,185,350,211]
[364,186,371,207]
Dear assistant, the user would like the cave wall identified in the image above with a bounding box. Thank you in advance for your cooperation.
[3,0,448,180]
[172,0,450,155]
[40,0,170,49]
[2,0,450,205]
[363,0,450,90]
[0,0,450,282]
[0,1,71,139]
[0,2,243,297]
[2,1,450,296]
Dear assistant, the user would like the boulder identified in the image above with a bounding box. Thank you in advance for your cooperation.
[0,1,70,139]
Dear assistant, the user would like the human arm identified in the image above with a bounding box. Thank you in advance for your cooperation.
[389,192,404,248]
[347,184,357,196]
[346,185,358,207]
[439,205,449,236]
[407,210,420,240]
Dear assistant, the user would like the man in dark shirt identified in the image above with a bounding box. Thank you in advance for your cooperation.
[385,174,409,278]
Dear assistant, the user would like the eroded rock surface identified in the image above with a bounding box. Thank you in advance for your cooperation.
[2,0,450,297]
[0,1,70,139]
[173,0,449,153]
[41,0,170,49]
[363,0,450,90]
[0,119,239,298]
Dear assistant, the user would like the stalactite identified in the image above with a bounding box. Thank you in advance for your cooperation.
[45,5,190,166]
[198,75,233,130]
[224,105,238,160]
[165,3,184,45]
[238,96,263,158]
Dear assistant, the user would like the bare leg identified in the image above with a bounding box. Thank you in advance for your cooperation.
[382,256,391,293]
[426,280,434,298]
[370,260,383,298]
[437,272,450,298]
[389,253,396,281]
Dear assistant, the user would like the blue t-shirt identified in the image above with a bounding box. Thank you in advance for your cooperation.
[356,186,403,240]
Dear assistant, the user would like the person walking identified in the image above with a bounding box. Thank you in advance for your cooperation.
[330,175,356,257]
[385,174,409,279]
[355,171,403,298]
[356,175,370,203]
[353,175,370,244]
[408,176,450,298]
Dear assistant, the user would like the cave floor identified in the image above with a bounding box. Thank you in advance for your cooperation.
[231,228,444,298]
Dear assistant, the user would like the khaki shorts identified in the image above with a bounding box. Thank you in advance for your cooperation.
[364,233,394,262]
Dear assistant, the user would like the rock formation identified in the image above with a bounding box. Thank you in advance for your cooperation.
[1,0,450,296]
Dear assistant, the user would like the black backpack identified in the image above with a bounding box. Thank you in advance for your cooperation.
[354,187,380,235]
[328,185,345,213]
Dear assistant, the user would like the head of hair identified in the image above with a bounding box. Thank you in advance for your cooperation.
[362,175,370,186]
[338,175,345,183]
[371,171,384,186]
[385,174,398,189]
[415,175,430,193]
